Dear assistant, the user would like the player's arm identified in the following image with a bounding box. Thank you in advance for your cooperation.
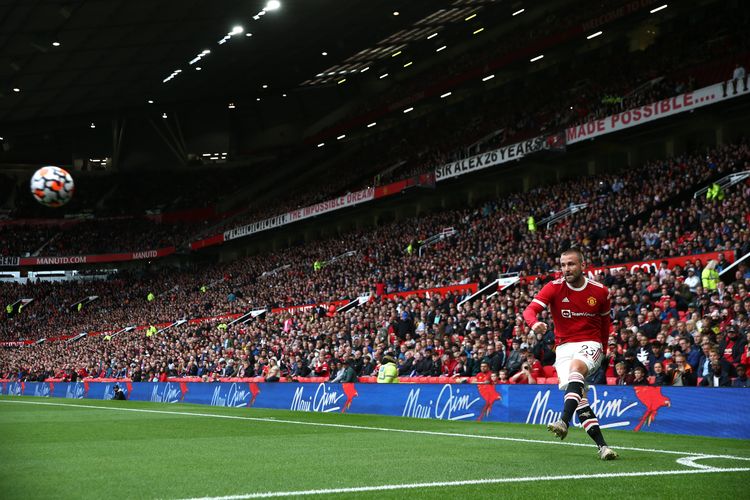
[523,283,553,334]
[599,291,612,346]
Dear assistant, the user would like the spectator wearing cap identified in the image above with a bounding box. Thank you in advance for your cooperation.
[533,335,556,366]
[718,326,746,365]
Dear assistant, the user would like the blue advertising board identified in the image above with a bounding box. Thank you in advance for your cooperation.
[1,381,748,439]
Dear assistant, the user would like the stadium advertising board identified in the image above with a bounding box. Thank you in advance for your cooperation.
[518,251,733,283]
[224,187,375,242]
[434,136,548,182]
[0,247,176,268]
[566,79,750,144]
[585,251,734,278]
[4,381,748,440]
[380,283,478,301]
[0,257,20,267]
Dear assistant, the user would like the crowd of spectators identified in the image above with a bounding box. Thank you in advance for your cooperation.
[2,140,749,387]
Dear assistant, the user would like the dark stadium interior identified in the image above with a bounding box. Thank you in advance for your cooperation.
[1,0,750,393]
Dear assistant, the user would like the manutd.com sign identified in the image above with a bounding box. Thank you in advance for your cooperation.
[0,248,176,268]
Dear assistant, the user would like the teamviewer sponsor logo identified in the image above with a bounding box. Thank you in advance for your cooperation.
[561,309,596,318]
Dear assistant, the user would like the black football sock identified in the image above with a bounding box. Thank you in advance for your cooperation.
[560,372,585,425]
[577,398,608,448]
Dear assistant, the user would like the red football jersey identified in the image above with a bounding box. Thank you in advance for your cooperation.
[523,277,611,346]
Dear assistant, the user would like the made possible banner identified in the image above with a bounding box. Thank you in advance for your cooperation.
[2,381,748,440]
[565,79,750,144]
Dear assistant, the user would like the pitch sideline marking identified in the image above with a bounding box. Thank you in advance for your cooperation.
[172,468,750,500]
[1,398,749,463]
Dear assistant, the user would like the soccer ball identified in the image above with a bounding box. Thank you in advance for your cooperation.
[30,166,75,207]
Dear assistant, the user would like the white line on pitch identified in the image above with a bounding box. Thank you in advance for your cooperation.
[174,468,750,500]
[1,399,749,462]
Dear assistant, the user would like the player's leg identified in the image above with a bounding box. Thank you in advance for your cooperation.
[549,358,588,439]
[566,343,618,460]
[546,343,577,440]
[576,396,618,460]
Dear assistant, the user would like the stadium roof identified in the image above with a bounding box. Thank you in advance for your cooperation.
[0,0,525,125]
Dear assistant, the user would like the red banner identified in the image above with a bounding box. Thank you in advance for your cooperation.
[16,247,176,267]
[271,300,349,315]
[190,234,225,251]
[145,206,217,224]
[0,341,33,346]
[520,251,735,283]
[380,283,478,301]
[584,251,734,278]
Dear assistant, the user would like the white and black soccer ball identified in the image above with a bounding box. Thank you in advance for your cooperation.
[30,166,75,207]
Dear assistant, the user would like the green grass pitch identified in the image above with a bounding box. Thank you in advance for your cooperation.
[0,395,748,499]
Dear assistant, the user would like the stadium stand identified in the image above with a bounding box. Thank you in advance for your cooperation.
[1,1,749,391]
[2,141,749,386]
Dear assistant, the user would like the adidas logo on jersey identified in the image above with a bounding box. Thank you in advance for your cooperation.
[562,297,570,303]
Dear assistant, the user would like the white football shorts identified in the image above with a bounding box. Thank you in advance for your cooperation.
[554,341,604,390]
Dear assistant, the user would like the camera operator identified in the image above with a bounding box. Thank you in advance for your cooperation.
[112,384,126,401]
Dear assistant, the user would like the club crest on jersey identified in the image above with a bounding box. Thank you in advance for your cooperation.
[587,296,597,307]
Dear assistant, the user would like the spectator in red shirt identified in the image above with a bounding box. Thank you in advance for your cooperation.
[497,369,511,384]
[524,351,543,380]
[474,361,493,384]
[510,362,536,384]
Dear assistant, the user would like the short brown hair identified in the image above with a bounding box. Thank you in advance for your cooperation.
[561,248,584,263]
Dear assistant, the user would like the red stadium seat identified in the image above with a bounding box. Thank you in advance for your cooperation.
[542,365,557,378]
